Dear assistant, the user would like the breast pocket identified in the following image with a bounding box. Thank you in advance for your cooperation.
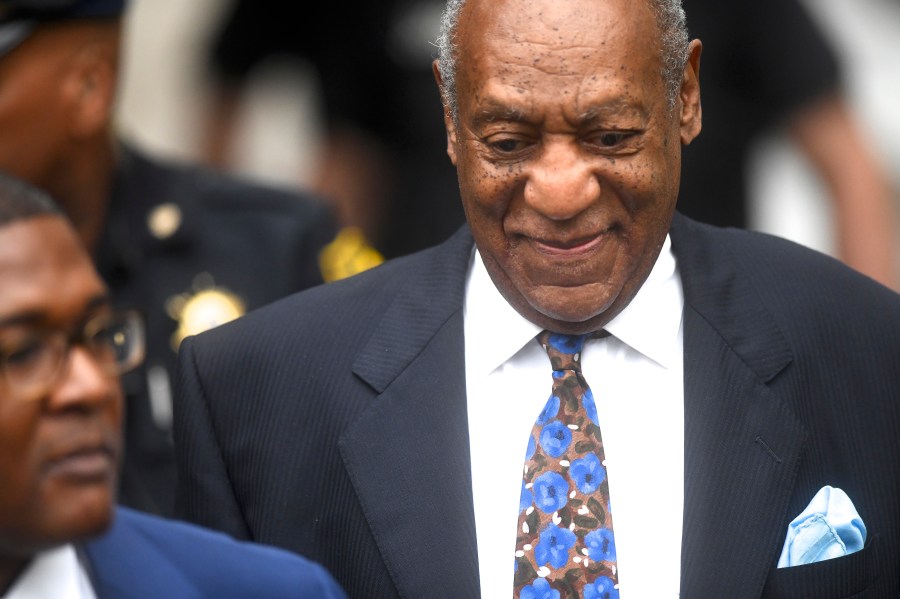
[762,535,888,598]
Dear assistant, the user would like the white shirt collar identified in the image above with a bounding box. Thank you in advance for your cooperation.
[3,545,96,599]
[464,234,682,373]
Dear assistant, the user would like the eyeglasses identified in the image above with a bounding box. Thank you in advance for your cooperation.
[1,310,145,401]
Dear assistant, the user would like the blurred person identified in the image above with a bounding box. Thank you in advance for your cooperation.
[0,174,347,598]
[175,0,900,597]
[203,0,465,259]
[0,0,344,516]
[679,0,898,287]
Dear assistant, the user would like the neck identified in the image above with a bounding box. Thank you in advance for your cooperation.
[45,134,118,253]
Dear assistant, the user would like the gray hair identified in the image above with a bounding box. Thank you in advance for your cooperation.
[436,0,690,123]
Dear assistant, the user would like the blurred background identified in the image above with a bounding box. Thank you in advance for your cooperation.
[113,0,900,282]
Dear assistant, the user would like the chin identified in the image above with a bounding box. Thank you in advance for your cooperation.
[529,285,619,328]
[43,486,116,546]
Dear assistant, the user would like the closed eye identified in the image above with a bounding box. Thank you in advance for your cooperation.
[486,136,533,155]
[585,130,641,154]
[4,339,44,368]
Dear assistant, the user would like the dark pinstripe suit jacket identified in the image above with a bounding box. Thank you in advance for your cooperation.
[174,214,900,598]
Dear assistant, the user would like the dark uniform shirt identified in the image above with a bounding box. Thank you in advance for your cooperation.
[95,144,337,515]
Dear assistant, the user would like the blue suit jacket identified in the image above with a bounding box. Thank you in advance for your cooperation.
[175,214,900,598]
[82,508,346,598]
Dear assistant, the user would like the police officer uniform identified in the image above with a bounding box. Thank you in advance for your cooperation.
[97,144,338,515]
[0,0,375,517]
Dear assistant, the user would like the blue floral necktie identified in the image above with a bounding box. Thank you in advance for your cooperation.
[514,331,618,599]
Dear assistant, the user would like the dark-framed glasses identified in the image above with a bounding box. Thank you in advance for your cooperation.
[1,310,145,401]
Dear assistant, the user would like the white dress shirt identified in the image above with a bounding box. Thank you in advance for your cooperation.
[2,545,96,599]
[464,235,684,598]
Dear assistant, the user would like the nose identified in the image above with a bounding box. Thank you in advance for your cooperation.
[524,141,600,221]
[49,345,118,411]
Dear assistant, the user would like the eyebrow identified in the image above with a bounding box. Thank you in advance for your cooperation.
[0,294,111,329]
[470,102,529,128]
[578,102,649,123]
[470,98,649,130]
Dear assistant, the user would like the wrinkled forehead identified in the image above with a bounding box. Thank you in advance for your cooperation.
[454,0,666,120]
[459,0,660,61]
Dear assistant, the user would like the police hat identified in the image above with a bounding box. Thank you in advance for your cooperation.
[0,0,125,56]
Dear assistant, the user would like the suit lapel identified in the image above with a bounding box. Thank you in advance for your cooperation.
[340,228,480,599]
[671,215,808,597]
[338,216,809,597]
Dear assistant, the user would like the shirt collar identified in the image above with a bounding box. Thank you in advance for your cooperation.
[603,235,683,368]
[464,235,683,375]
[4,544,95,599]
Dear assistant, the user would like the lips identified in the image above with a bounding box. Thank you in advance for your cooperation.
[44,440,117,483]
[528,229,611,256]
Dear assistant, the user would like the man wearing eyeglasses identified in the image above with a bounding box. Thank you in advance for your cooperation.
[0,173,346,598]
[0,0,360,518]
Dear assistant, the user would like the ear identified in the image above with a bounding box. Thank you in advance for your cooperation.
[62,33,118,139]
[679,39,702,146]
[432,59,459,166]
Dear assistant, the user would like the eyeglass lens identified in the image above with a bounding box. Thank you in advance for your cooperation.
[1,311,144,399]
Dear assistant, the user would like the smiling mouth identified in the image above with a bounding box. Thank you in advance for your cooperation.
[530,230,611,256]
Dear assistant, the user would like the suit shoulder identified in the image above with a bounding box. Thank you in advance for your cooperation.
[87,508,346,598]
[181,227,472,374]
[677,217,898,308]
[723,226,895,310]
[675,216,900,347]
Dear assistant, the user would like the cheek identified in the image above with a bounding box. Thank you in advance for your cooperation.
[107,389,124,425]
[616,147,680,218]
[459,164,524,262]
[0,89,64,181]
[0,416,44,547]
[0,459,33,517]
[457,146,522,218]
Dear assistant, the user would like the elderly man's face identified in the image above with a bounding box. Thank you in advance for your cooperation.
[443,0,701,334]
[0,216,121,568]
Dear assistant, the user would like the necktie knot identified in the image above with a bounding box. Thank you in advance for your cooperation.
[537,331,586,373]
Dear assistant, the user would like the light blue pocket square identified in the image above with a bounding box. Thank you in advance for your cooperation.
[777,485,866,568]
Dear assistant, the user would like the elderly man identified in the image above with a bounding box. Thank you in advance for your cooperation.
[0,175,346,598]
[174,0,900,597]
[0,0,345,516]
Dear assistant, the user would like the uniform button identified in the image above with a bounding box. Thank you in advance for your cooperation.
[147,203,182,240]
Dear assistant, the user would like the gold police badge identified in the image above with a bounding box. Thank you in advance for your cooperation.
[167,274,245,350]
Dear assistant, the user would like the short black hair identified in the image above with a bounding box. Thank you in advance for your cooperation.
[0,170,62,227]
